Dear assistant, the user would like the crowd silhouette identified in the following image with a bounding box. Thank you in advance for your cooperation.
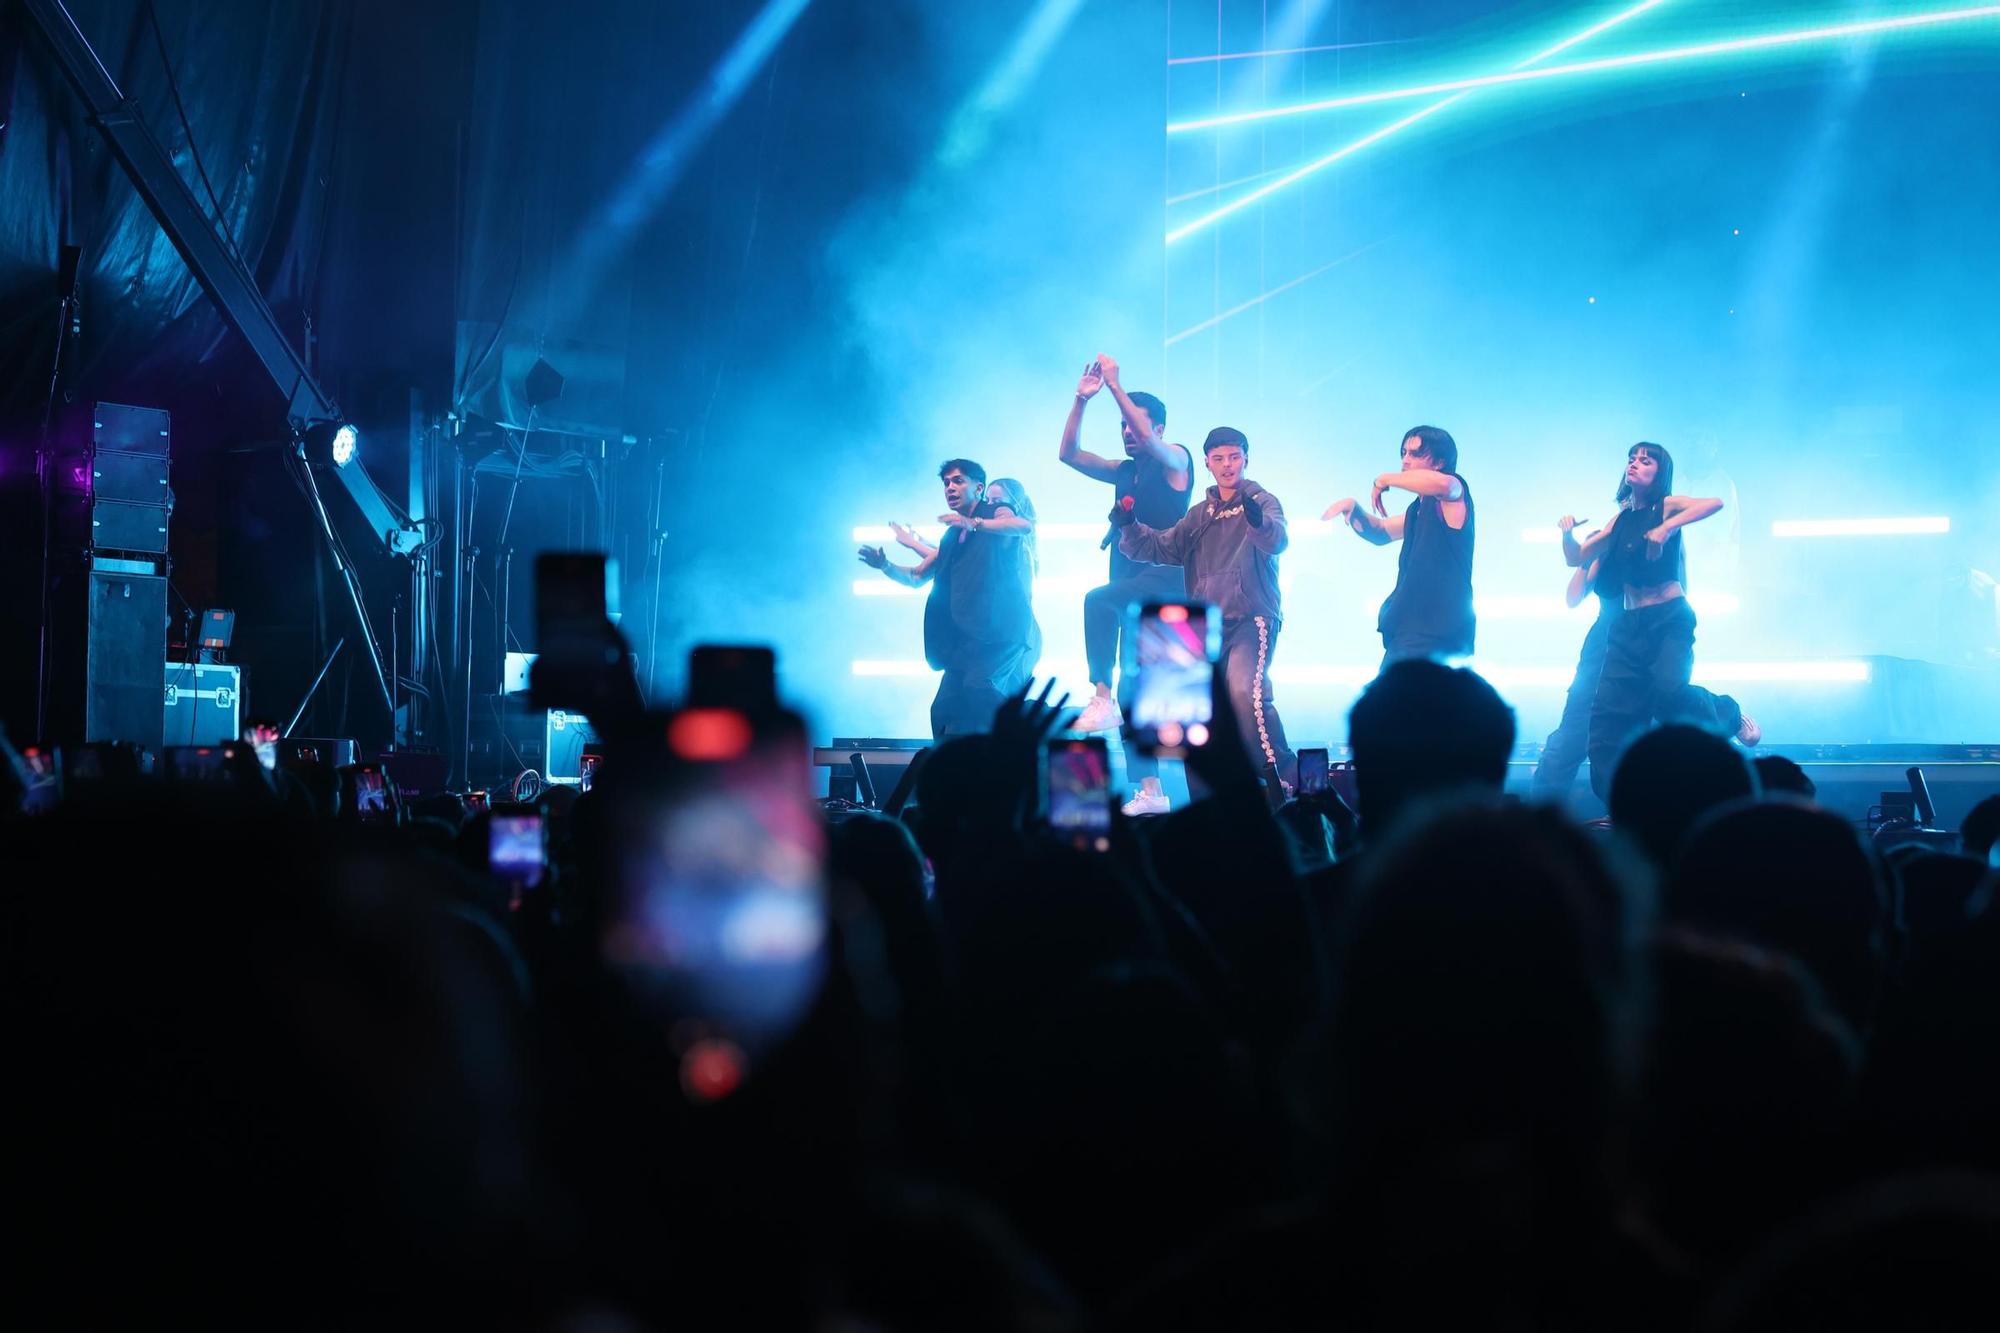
[6,649,2000,1331]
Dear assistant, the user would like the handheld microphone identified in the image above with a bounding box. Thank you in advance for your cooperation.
[1101,495,1136,549]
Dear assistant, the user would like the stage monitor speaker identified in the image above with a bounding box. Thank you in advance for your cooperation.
[45,558,168,749]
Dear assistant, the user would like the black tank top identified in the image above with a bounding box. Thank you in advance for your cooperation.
[1601,500,1684,590]
[1377,475,1476,650]
[925,500,1038,668]
[1107,447,1195,578]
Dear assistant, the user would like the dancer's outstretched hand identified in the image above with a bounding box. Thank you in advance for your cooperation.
[857,544,888,570]
[1323,497,1356,522]
[889,521,924,550]
[1370,476,1393,517]
[1094,353,1121,388]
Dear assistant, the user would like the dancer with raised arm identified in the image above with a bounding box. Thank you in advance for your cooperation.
[1567,442,1759,802]
[1058,354,1193,813]
[857,460,1040,740]
[1324,425,1475,669]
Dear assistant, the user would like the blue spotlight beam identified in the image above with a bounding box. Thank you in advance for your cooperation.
[553,0,813,315]
[1163,242,1382,344]
[1169,4,2000,136]
[1167,0,1673,244]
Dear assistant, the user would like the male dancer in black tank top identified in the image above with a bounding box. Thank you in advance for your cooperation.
[1566,442,1759,802]
[1058,354,1193,813]
[1325,425,1476,669]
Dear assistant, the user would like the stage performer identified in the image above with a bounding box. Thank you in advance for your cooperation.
[1529,516,1621,803]
[858,459,1040,740]
[1112,427,1296,791]
[1057,353,1193,814]
[1324,425,1476,669]
[1567,441,1760,801]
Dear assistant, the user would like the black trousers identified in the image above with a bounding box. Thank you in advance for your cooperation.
[1531,610,1617,801]
[1223,614,1296,789]
[930,638,1037,740]
[1084,562,1188,688]
[1586,598,1742,802]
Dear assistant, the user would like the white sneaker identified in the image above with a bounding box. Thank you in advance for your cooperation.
[1122,787,1171,817]
[1073,694,1124,733]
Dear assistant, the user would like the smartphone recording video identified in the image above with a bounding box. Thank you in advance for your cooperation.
[1297,747,1330,795]
[1130,601,1221,757]
[18,745,59,815]
[343,765,392,823]
[606,707,827,1088]
[1046,737,1112,849]
[488,805,547,889]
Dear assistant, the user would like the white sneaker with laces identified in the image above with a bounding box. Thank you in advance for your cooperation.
[1122,787,1171,817]
[1073,694,1124,733]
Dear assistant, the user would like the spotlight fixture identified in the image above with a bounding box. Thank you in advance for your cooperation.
[301,420,359,468]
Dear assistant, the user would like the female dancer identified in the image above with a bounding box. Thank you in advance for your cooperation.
[1568,442,1758,802]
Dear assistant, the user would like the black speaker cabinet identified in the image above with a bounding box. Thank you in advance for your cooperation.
[46,556,168,749]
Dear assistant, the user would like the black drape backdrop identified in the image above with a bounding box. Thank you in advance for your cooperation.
[2,0,472,742]
[3,0,1155,745]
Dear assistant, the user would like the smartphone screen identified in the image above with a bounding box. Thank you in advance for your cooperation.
[1297,748,1330,795]
[349,766,390,822]
[1130,601,1220,757]
[19,746,59,814]
[1046,737,1112,848]
[578,753,603,793]
[489,807,547,888]
[607,710,827,1087]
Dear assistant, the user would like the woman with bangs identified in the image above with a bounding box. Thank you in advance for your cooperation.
[1568,442,1760,803]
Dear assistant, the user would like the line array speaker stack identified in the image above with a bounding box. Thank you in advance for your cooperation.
[46,403,172,749]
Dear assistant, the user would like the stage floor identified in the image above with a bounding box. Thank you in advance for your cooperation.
[817,740,2000,832]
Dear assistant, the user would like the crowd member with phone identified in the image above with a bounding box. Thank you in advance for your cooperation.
[1113,427,1297,792]
[1056,353,1193,814]
[857,459,1040,740]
